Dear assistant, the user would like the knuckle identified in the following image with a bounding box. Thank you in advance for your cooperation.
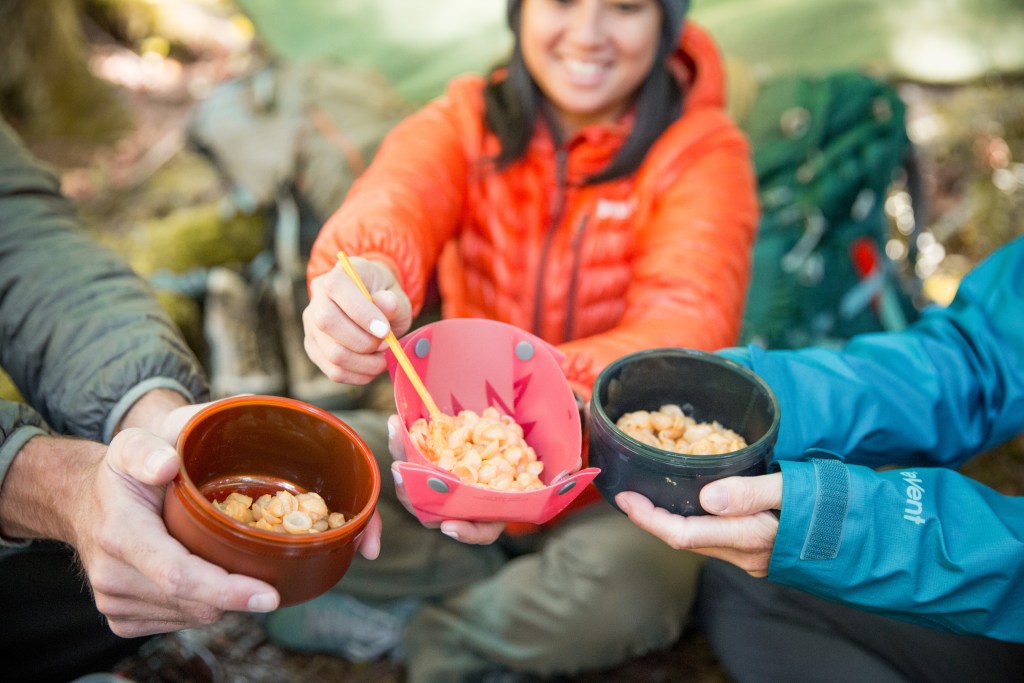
[192,603,223,626]
[300,306,315,334]
[151,561,187,596]
[310,270,333,295]
[110,427,138,449]
[109,427,148,460]
[736,479,758,507]
[96,526,128,559]
[323,343,351,367]
[302,335,324,365]
[665,528,694,551]
[89,573,119,600]
[92,590,117,616]
[355,334,383,354]
[307,305,332,333]
[324,365,350,384]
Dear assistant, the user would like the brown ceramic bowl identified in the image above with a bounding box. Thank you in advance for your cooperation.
[163,395,380,606]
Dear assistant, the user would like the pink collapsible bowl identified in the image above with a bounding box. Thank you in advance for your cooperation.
[388,318,599,524]
[163,395,380,606]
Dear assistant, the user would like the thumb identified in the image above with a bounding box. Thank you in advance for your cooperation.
[158,402,209,445]
[700,472,783,516]
[107,428,182,486]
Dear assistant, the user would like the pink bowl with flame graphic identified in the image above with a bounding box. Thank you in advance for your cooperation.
[387,318,599,524]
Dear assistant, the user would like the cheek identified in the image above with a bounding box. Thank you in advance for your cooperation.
[617,41,659,91]
[519,30,558,98]
[520,39,543,81]
[519,15,553,73]
[625,28,660,72]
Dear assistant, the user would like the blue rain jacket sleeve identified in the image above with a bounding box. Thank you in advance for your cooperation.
[719,235,1024,642]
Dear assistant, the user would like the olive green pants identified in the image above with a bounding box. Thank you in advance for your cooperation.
[336,410,705,682]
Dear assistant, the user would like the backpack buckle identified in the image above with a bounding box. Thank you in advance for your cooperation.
[782,209,826,275]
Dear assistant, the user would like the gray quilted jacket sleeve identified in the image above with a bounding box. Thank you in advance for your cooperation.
[0,118,210,459]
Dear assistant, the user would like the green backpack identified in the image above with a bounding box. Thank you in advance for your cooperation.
[738,70,920,349]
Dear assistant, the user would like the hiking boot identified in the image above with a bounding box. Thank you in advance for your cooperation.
[262,592,420,663]
[204,266,287,398]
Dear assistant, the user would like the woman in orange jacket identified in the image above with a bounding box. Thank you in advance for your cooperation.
[288,1,758,680]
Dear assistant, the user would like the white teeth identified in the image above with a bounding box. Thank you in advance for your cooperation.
[565,59,602,77]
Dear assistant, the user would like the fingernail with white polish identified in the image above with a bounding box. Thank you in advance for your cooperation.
[442,529,460,542]
[392,468,403,486]
[369,319,389,338]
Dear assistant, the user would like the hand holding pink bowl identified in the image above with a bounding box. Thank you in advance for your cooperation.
[387,318,600,525]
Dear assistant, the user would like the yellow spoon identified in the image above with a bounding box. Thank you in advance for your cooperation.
[336,251,441,419]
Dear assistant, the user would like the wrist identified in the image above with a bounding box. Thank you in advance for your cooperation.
[118,388,190,435]
[0,435,102,545]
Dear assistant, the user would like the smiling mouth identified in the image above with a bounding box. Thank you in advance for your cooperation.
[563,58,607,85]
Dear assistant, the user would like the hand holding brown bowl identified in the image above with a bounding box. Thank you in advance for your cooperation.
[163,395,381,606]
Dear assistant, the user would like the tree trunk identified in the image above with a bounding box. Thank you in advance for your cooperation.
[0,0,128,141]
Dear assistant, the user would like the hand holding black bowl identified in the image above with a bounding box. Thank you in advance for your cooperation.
[588,348,780,516]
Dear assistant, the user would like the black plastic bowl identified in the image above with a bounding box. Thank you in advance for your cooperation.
[588,348,780,516]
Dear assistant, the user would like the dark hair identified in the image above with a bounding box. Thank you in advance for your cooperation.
[483,2,685,185]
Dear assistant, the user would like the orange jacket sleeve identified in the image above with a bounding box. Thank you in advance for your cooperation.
[307,91,474,313]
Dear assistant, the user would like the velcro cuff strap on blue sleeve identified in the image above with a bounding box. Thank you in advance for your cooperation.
[801,454,849,561]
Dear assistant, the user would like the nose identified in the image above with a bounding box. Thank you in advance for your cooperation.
[565,0,605,47]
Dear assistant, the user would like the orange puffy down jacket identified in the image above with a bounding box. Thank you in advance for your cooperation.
[308,23,758,526]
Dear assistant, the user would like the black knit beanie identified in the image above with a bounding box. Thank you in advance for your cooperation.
[506,0,690,40]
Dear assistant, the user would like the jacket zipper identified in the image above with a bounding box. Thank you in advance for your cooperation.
[563,213,590,341]
[531,148,568,336]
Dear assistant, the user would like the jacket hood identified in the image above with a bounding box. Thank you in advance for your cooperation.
[673,22,728,112]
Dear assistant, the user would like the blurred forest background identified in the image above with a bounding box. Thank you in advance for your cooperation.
[2,0,1023,681]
